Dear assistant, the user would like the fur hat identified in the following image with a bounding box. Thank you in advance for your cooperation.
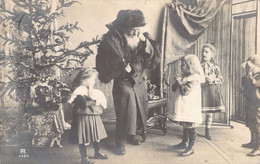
[112,9,146,28]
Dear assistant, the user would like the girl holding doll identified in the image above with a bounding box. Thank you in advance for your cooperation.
[200,43,225,140]
[170,54,205,156]
[68,68,108,164]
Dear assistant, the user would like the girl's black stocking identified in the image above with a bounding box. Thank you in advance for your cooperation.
[79,144,87,159]
[93,142,100,153]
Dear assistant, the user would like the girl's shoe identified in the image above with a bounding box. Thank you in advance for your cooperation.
[180,148,194,156]
[205,134,212,140]
[247,149,260,156]
[172,142,188,149]
[94,151,108,159]
[173,128,189,149]
[242,142,255,149]
[81,158,94,164]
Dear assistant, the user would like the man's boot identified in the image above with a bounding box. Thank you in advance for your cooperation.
[127,135,141,145]
[172,128,189,149]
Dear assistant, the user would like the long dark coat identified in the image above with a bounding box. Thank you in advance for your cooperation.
[242,76,260,132]
[96,24,160,143]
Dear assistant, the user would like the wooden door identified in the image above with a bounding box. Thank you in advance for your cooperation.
[230,14,257,122]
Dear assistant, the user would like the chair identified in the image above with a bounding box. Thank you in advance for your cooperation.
[147,98,167,135]
[143,60,168,137]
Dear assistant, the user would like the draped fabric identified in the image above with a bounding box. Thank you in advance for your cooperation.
[161,0,227,66]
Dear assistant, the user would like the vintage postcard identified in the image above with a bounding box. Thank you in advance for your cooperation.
[0,0,259,164]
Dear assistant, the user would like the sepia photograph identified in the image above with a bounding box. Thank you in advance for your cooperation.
[0,0,259,163]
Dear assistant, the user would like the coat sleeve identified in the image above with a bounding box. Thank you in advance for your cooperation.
[96,34,127,83]
[141,33,161,69]
[179,81,197,95]
[241,76,249,99]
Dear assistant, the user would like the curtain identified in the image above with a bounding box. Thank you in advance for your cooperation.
[161,0,227,66]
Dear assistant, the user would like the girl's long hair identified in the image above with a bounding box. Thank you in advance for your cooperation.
[182,54,205,82]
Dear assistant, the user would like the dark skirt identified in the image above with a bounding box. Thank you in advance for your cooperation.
[68,114,107,144]
[201,84,225,113]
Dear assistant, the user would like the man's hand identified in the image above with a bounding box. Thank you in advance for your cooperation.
[137,31,146,42]
[174,74,182,84]
[125,63,131,73]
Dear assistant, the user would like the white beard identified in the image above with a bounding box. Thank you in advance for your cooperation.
[124,34,140,50]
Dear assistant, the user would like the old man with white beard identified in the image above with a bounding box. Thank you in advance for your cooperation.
[96,9,160,155]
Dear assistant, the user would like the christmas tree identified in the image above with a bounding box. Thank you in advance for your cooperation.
[0,0,99,143]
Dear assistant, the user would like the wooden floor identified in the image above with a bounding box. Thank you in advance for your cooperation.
[0,121,259,164]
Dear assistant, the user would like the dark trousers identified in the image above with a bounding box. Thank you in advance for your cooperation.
[115,107,143,146]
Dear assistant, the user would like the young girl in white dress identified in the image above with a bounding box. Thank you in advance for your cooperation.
[170,54,205,156]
